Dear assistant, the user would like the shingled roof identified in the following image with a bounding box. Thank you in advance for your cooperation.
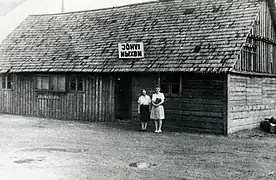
[0,0,268,73]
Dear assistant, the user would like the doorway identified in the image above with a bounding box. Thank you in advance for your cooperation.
[115,74,132,120]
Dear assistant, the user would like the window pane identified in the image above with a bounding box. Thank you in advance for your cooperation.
[172,83,180,94]
[70,77,77,91]
[7,82,12,89]
[171,74,180,83]
[171,75,180,94]
[36,77,42,89]
[161,82,169,93]
[41,77,49,90]
[77,79,83,91]
[2,76,6,89]
[7,74,12,82]
[50,76,58,90]
[58,76,66,91]
[161,74,169,93]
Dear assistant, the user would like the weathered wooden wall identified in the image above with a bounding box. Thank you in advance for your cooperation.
[228,73,276,133]
[235,0,276,73]
[131,73,158,117]
[179,74,226,134]
[254,0,275,39]
[132,73,226,134]
[0,73,115,122]
[1,72,227,134]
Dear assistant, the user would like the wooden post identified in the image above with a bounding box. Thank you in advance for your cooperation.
[157,72,161,87]
[223,74,230,136]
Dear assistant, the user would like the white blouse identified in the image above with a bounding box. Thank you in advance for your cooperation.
[138,95,151,105]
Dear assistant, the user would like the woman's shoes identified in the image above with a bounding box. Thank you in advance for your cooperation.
[154,129,162,133]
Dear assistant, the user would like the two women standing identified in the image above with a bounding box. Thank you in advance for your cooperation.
[138,87,165,133]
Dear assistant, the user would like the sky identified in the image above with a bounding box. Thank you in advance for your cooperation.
[0,0,155,15]
[0,0,25,15]
[0,0,154,42]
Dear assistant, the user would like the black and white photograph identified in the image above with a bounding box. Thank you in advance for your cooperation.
[0,0,275,179]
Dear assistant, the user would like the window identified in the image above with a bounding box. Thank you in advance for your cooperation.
[69,76,83,91]
[36,75,66,91]
[161,75,169,94]
[235,34,276,74]
[160,73,181,95]
[1,74,12,89]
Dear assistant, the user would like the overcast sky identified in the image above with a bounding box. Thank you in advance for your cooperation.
[0,0,25,15]
[0,0,154,41]
[0,0,154,15]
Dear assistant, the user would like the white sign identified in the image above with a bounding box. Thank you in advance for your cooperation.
[118,42,144,58]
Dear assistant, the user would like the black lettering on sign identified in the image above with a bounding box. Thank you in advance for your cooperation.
[129,44,140,50]
[130,44,135,50]
[126,43,130,50]
[119,43,144,58]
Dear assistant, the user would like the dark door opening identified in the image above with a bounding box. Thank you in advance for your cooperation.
[115,74,132,120]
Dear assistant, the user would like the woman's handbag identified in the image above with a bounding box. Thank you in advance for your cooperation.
[154,98,162,105]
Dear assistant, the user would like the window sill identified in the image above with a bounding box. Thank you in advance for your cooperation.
[34,89,67,93]
[164,93,182,97]
[68,91,85,93]
[0,89,13,91]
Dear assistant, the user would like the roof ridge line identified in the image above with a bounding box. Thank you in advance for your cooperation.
[29,0,159,17]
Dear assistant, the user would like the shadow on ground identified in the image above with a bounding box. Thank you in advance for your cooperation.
[98,118,206,134]
[99,118,276,139]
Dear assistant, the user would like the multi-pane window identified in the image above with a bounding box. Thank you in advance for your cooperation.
[235,35,276,74]
[1,74,12,89]
[36,75,66,91]
[69,76,83,91]
[160,73,181,95]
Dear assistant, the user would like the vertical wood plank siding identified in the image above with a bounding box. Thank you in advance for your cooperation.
[132,73,226,134]
[228,74,276,133]
[235,0,276,73]
[0,73,115,122]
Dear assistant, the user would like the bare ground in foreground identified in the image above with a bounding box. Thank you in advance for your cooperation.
[0,114,275,180]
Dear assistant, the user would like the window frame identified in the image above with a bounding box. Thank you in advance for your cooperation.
[68,75,84,92]
[35,74,66,92]
[1,74,13,90]
[160,73,182,97]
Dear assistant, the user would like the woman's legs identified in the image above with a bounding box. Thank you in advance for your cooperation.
[141,122,144,130]
[158,119,162,132]
[154,120,158,132]
[144,122,148,130]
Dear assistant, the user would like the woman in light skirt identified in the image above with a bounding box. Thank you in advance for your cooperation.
[150,86,165,133]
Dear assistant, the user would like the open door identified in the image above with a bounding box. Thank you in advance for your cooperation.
[115,74,132,120]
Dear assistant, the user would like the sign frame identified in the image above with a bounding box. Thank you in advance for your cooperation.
[118,42,144,59]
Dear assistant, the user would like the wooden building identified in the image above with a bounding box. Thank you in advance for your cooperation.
[1,0,276,134]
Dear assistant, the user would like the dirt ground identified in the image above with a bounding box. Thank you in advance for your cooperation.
[0,114,275,180]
